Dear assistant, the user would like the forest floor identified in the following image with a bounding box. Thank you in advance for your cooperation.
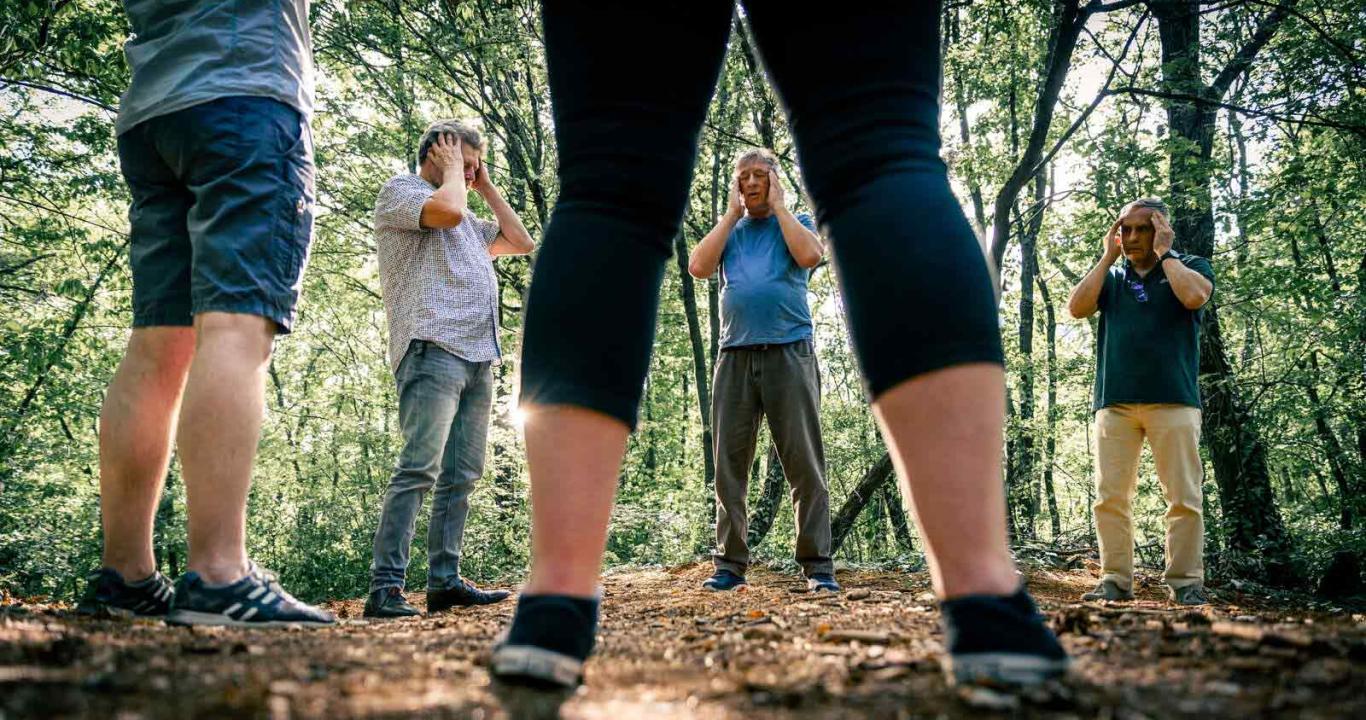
[3,563,1365,719]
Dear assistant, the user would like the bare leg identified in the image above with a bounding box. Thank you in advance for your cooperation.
[871,363,1020,599]
[521,405,629,597]
[98,327,196,580]
[176,311,275,584]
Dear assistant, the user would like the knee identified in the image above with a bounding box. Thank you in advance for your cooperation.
[1093,491,1131,513]
[126,327,196,377]
[192,312,275,363]
[1166,497,1203,517]
[388,468,436,494]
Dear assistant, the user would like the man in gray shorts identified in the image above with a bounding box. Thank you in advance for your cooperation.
[688,148,838,594]
[74,0,333,627]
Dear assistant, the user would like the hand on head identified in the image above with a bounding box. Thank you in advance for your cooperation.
[430,133,463,183]
[1151,211,1175,257]
[1104,217,1122,259]
[766,168,786,209]
[470,157,490,192]
[727,173,744,218]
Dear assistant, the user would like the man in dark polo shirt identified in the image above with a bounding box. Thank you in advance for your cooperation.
[1067,198,1215,606]
[688,148,837,594]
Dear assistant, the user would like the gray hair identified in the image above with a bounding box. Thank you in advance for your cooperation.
[1123,197,1169,216]
[734,147,779,171]
[417,120,484,165]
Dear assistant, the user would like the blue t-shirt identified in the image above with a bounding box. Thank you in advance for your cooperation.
[718,213,816,348]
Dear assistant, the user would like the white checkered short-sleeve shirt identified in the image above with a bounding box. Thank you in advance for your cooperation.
[374,174,502,373]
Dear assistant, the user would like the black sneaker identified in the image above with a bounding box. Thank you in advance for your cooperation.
[75,568,174,618]
[940,587,1070,688]
[807,573,841,593]
[701,569,747,592]
[363,586,421,618]
[427,578,511,613]
[166,563,335,628]
[490,594,599,689]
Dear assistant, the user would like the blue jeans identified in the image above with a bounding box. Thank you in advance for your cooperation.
[370,341,493,592]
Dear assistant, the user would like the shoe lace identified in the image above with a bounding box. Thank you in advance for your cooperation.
[249,564,304,609]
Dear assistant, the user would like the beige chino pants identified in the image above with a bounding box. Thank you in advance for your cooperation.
[1094,403,1204,590]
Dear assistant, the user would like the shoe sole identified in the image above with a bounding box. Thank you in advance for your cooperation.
[944,653,1070,688]
[490,645,584,688]
[428,595,513,613]
[76,605,158,620]
[702,583,747,592]
[166,610,334,629]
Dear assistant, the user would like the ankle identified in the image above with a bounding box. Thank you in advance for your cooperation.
[187,558,250,585]
[936,560,1021,600]
[101,555,156,583]
[525,565,602,597]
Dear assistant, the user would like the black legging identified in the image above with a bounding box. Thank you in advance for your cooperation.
[520,1,1002,430]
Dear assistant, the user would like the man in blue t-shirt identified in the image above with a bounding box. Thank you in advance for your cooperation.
[1067,198,1215,606]
[688,148,837,593]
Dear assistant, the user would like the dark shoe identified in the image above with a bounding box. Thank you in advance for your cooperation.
[701,569,747,592]
[363,586,420,618]
[941,587,1070,689]
[490,594,599,689]
[807,573,841,593]
[75,568,174,618]
[426,578,511,612]
[1081,579,1134,602]
[166,562,335,628]
[1170,584,1209,606]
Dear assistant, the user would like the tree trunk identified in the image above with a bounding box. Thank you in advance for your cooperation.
[882,483,915,556]
[831,452,895,554]
[154,462,180,579]
[946,7,988,237]
[746,443,786,550]
[988,0,1085,275]
[1304,354,1354,530]
[1150,0,1301,582]
[1009,173,1048,541]
[673,232,716,498]
[1036,252,1063,540]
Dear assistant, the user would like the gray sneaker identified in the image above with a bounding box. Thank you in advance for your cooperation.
[1080,579,1134,602]
[1169,584,1209,606]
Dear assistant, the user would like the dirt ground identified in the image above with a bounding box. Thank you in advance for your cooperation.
[2,564,1365,719]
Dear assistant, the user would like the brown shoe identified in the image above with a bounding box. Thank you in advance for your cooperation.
[1081,579,1134,602]
[427,579,511,613]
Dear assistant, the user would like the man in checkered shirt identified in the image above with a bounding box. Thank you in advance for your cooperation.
[365,120,535,618]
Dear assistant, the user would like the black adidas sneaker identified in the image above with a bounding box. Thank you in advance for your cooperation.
[166,562,334,628]
[75,568,174,618]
